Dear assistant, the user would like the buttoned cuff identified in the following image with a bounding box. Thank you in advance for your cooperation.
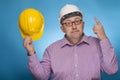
[28,53,39,63]
[100,39,112,49]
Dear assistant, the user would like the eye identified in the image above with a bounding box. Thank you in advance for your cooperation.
[75,20,80,24]
[75,19,82,25]
[66,22,72,26]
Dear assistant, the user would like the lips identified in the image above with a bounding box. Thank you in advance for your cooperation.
[71,30,79,33]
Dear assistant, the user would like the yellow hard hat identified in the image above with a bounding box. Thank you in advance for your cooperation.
[18,8,44,40]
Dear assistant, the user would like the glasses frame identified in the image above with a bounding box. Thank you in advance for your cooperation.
[62,19,83,27]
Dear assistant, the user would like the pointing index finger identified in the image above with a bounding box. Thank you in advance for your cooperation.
[94,17,100,25]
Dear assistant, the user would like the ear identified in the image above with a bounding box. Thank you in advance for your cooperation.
[82,21,85,26]
[82,21,85,29]
[61,26,65,33]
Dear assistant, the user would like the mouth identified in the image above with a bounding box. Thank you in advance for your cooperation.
[71,30,79,33]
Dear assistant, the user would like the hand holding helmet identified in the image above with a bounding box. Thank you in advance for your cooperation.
[23,36,35,56]
[18,8,44,55]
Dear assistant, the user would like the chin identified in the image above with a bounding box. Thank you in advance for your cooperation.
[71,35,81,39]
[72,33,82,38]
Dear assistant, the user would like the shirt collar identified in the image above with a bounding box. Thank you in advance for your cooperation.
[61,34,90,48]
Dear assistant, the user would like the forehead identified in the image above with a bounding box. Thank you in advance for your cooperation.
[63,16,82,22]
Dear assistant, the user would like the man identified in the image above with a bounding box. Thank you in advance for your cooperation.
[24,4,118,80]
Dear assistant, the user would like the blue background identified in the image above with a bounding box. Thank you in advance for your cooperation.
[0,0,120,80]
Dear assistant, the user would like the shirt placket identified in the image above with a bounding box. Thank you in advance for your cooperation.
[73,45,79,80]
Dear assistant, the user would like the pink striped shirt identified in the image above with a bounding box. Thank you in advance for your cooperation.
[28,35,118,80]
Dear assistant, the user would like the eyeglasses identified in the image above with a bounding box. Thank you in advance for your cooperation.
[62,19,83,27]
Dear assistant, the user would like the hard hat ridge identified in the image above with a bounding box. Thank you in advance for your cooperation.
[18,8,44,40]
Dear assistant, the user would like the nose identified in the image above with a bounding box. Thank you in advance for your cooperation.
[72,22,77,29]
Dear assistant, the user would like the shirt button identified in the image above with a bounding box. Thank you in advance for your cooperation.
[76,74,79,77]
[75,54,77,57]
[103,54,106,56]
[75,64,77,67]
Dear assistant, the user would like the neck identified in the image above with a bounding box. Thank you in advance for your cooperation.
[66,35,83,45]
[70,38,81,45]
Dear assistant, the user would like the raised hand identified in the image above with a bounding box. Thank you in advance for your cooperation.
[93,17,107,40]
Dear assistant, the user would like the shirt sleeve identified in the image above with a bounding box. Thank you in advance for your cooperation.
[99,39,118,75]
[28,48,51,80]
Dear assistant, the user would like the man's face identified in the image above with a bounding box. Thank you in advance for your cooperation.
[61,16,84,40]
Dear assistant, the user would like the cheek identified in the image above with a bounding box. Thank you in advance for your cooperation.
[78,26,84,32]
[63,27,71,33]
[65,29,71,35]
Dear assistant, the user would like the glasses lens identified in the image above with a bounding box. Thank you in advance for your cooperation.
[62,19,82,26]
[75,19,82,25]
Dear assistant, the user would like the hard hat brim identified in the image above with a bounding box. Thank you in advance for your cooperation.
[19,24,44,41]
